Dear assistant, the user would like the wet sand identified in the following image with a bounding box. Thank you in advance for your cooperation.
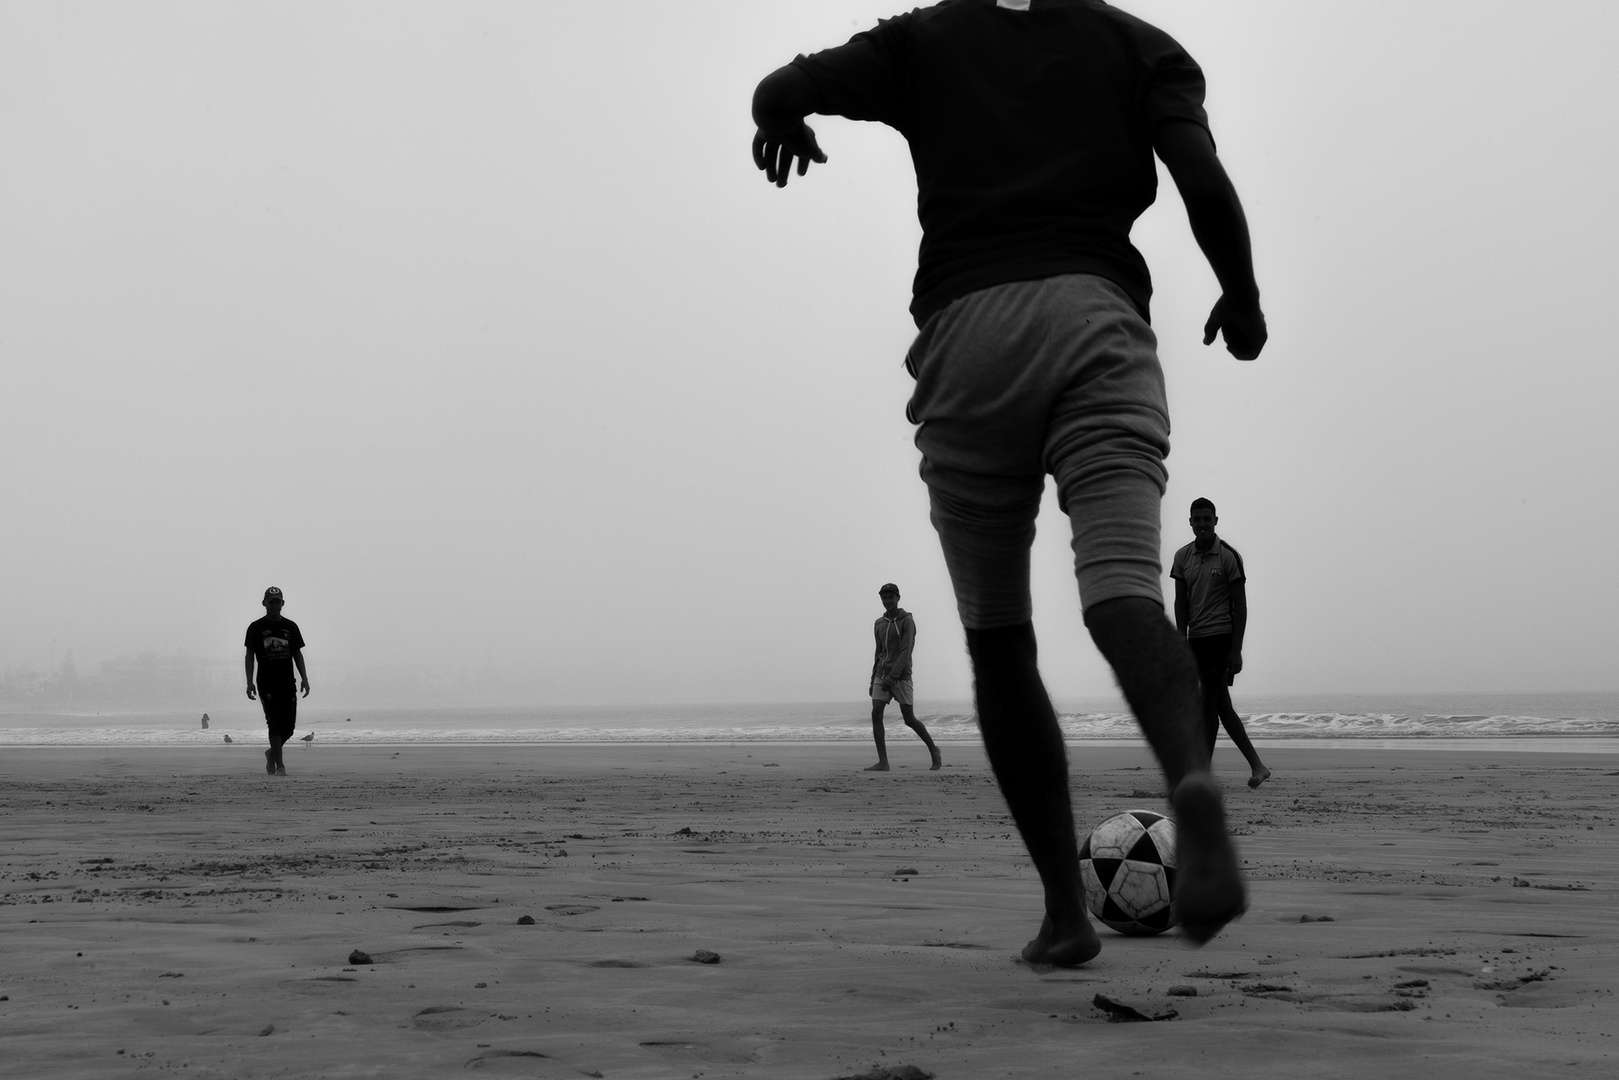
[2,741,1616,1078]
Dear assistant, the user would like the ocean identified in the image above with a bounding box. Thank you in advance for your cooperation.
[2,691,1617,751]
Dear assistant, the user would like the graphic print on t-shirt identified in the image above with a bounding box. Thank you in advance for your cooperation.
[245,616,305,675]
[256,625,293,662]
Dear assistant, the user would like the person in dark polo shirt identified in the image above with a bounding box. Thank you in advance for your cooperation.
[751,0,1260,962]
[1172,498,1270,788]
[243,586,309,776]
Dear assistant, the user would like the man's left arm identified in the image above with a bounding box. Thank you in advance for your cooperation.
[1226,580,1246,676]
[292,648,310,698]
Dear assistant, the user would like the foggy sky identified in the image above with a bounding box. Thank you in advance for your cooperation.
[3,1,1616,706]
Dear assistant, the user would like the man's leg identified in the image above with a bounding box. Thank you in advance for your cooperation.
[897,702,943,770]
[866,700,890,771]
[1084,598,1247,943]
[1215,688,1271,787]
[266,694,294,775]
[965,621,1099,965]
[259,687,278,773]
[1189,637,1228,758]
[1190,636,1269,786]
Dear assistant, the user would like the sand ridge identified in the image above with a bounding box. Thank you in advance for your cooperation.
[1,743,1616,1078]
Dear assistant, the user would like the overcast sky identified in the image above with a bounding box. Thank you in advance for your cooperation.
[2,1,1615,705]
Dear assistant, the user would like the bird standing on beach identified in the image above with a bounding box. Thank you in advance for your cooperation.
[300,732,314,747]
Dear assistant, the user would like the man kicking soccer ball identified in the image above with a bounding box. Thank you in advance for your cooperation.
[752,0,1261,962]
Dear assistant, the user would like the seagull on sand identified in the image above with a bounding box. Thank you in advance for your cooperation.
[223,734,233,743]
[300,732,315,747]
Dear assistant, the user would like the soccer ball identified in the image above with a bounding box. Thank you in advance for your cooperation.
[1079,809,1177,935]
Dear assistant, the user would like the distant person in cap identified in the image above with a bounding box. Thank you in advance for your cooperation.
[1172,498,1270,788]
[868,583,942,772]
[244,586,308,776]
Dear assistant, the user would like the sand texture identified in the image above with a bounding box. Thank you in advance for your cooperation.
[2,742,1616,1078]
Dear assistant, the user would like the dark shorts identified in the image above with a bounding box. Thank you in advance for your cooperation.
[257,683,298,741]
[1188,634,1235,691]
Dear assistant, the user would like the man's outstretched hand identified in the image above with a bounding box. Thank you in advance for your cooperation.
[1203,294,1267,360]
[753,122,826,187]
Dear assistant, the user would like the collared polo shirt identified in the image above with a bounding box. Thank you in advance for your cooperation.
[1170,537,1245,638]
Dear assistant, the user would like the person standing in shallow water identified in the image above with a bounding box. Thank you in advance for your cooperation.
[1173,498,1270,788]
[752,0,1256,963]
[244,586,309,776]
[867,583,942,772]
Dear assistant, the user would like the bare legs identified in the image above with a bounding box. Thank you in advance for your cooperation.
[965,622,1100,966]
[1190,638,1270,787]
[1085,599,1246,944]
[266,733,288,775]
[1209,686,1270,788]
[867,700,941,771]
[967,598,1246,962]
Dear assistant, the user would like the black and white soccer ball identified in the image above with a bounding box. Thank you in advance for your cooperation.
[1079,809,1177,935]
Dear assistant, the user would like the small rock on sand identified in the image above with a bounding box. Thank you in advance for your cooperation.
[348,949,372,965]
[1166,985,1198,997]
[1299,914,1336,923]
[893,867,919,876]
[1093,994,1178,1022]
[691,949,721,964]
[517,915,535,925]
[836,1066,934,1080]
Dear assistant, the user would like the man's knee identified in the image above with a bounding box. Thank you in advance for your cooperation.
[1083,595,1168,646]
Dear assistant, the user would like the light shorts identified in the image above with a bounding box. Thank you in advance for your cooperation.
[906,273,1170,629]
[870,678,915,706]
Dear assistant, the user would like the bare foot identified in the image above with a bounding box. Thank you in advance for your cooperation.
[275,764,287,776]
[1247,766,1271,789]
[929,747,942,771]
[1019,912,1102,967]
[1169,773,1247,945]
[264,749,276,775]
[864,762,890,772]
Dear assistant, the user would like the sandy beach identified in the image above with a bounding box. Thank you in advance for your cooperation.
[2,741,1616,1079]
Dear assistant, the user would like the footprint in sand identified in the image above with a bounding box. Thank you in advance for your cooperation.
[463,1049,599,1077]
[639,1039,760,1066]
[413,1005,491,1031]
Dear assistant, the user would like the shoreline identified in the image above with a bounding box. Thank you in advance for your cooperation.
[3,735,1619,753]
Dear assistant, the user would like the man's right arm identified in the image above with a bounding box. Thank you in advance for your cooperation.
[1152,120,1266,361]
[243,648,257,699]
[752,65,828,187]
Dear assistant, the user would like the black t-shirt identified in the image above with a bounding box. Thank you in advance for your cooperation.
[791,0,1210,326]
[244,616,305,685]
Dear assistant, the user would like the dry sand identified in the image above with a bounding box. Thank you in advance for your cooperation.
[2,740,1616,1079]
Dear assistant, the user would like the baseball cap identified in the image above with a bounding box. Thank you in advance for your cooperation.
[878,583,899,595]
[263,587,284,604]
